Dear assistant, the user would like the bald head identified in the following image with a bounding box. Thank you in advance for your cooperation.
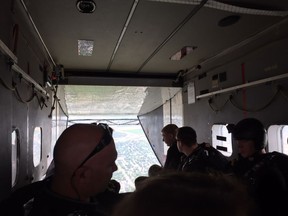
[53,124,104,174]
[52,123,118,181]
[51,123,118,199]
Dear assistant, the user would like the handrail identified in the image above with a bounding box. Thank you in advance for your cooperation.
[196,72,288,99]
[0,39,49,98]
[0,39,18,63]
[11,64,49,98]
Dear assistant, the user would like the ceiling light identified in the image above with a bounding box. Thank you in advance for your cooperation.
[76,0,96,13]
[218,15,241,27]
[78,40,94,56]
[170,46,197,61]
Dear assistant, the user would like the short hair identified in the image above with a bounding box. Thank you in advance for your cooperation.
[176,126,197,146]
[148,164,162,177]
[134,176,148,190]
[161,124,178,136]
[113,172,254,216]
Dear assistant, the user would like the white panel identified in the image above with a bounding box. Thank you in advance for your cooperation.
[163,101,171,127]
[268,125,288,155]
[188,81,196,104]
[282,126,288,155]
[267,125,281,152]
[171,90,183,127]
[163,89,183,156]
[211,124,232,157]
[163,101,171,155]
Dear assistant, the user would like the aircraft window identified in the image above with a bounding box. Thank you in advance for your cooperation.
[33,127,42,167]
[211,124,232,157]
[112,124,161,193]
[11,128,20,187]
[267,125,288,155]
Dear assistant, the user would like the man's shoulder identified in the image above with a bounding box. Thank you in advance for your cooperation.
[0,179,49,216]
[198,143,229,167]
[269,151,288,158]
[198,143,215,152]
[199,143,224,156]
[30,189,108,216]
[199,142,212,148]
[264,151,288,168]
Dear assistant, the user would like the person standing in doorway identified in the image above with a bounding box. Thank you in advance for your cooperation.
[161,124,184,171]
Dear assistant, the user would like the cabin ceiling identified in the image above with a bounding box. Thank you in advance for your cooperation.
[20,0,288,84]
[18,0,288,118]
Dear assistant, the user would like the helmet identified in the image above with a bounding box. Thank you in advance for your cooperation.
[232,118,267,150]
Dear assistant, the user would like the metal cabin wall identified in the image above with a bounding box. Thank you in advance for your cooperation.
[138,106,164,165]
[163,90,183,127]
[183,37,288,159]
[139,90,184,165]
[0,59,13,202]
[13,0,53,188]
[51,85,69,157]
[0,0,53,201]
[0,0,15,202]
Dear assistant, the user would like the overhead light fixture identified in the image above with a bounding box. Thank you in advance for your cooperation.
[218,15,241,27]
[76,0,96,13]
[170,46,197,61]
[78,40,94,56]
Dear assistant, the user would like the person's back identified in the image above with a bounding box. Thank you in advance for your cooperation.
[161,124,183,170]
[26,123,119,216]
[176,126,229,173]
[181,143,228,173]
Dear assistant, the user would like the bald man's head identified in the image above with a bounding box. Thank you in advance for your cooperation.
[51,123,118,199]
[53,124,111,176]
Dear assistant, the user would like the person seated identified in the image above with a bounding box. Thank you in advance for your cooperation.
[111,172,254,216]
[148,164,163,177]
[134,176,148,190]
[133,164,163,190]
[176,126,229,173]
[1,123,120,216]
[228,118,288,216]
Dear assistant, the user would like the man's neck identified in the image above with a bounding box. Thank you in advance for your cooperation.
[50,176,90,202]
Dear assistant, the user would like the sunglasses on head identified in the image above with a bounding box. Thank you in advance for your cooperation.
[76,123,113,169]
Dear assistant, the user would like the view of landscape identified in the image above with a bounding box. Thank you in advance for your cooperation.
[111,125,161,192]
